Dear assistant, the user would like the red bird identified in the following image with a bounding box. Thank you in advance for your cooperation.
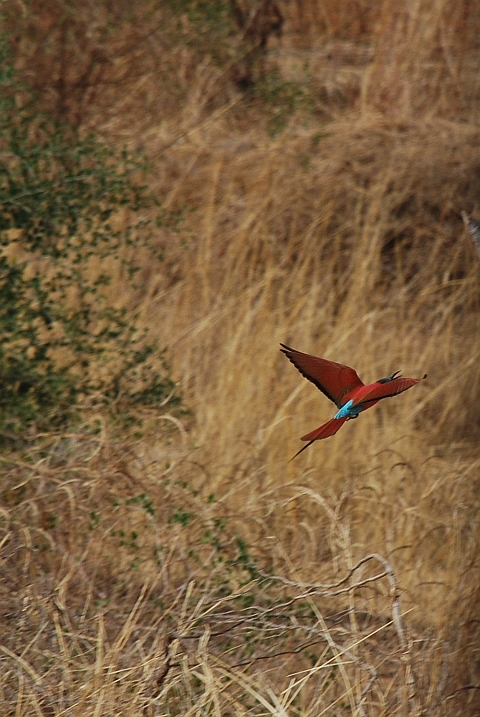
[281,344,426,459]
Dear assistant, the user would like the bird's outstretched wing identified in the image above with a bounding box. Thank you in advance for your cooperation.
[351,375,427,408]
[280,344,364,408]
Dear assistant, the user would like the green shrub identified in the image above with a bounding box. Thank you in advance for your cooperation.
[0,35,181,435]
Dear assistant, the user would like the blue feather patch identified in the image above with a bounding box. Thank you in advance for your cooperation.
[334,399,363,419]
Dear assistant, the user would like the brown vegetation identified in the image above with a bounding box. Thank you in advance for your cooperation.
[2,0,480,714]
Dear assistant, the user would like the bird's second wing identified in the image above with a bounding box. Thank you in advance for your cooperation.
[351,375,426,407]
[280,344,364,407]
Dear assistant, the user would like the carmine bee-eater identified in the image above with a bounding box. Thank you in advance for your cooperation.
[281,344,426,459]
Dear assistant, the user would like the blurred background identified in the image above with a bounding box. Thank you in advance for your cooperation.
[1,1,479,714]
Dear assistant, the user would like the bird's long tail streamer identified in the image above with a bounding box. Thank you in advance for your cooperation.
[290,417,348,460]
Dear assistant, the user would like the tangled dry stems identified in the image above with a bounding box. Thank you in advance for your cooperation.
[1,0,480,714]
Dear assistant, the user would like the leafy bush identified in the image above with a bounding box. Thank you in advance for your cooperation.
[0,36,181,434]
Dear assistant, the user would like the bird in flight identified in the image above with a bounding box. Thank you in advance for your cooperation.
[281,344,426,459]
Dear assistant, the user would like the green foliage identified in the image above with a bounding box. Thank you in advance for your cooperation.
[164,0,236,64]
[252,70,309,134]
[171,0,230,27]
[0,35,181,435]
[166,0,233,33]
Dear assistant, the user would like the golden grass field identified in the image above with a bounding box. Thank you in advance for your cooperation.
[2,1,480,714]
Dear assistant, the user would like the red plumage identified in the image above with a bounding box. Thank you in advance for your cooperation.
[280,344,363,407]
[347,376,423,408]
[281,344,426,459]
[301,416,348,441]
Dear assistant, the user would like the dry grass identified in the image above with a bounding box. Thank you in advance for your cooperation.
[2,0,480,714]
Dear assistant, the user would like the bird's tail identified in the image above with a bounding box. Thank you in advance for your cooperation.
[301,416,348,442]
[290,417,348,461]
